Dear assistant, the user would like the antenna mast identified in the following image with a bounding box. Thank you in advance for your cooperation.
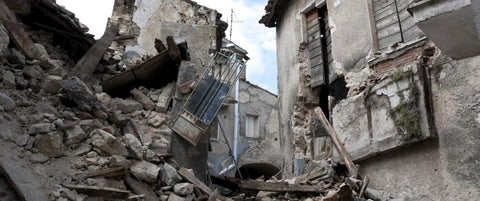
[229,9,242,40]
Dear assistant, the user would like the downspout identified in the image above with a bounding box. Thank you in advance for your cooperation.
[233,67,240,161]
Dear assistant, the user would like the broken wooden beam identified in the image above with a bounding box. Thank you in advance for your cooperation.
[101,36,181,95]
[63,184,131,199]
[124,174,159,201]
[0,151,49,200]
[86,166,126,178]
[178,167,213,196]
[238,181,328,193]
[71,22,119,80]
[314,107,358,178]
[0,0,36,59]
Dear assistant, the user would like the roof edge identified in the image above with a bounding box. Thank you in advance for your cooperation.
[258,0,290,28]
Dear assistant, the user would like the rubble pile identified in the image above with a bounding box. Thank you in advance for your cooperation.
[0,8,219,200]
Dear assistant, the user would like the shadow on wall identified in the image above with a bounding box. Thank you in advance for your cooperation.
[235,163,281,180]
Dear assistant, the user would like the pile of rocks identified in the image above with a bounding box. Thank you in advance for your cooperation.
[0,19,217,201]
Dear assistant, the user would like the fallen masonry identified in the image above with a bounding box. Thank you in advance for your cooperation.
[0,0,393,201]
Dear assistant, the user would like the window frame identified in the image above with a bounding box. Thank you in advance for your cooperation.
[245,114,260,139]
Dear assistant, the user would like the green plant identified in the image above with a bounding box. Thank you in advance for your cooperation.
[390,85,421,141]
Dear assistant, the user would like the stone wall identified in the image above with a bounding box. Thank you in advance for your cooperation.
[108,0,227,182]
[270,0,480,199]
[208,80,281,176]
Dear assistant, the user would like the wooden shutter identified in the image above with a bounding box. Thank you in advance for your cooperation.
[306,9,324,88]
[373,0,423,51]
[373,0,403,51]
[396,0,423,42]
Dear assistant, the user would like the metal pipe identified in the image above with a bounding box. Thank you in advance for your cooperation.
[233,60,240,161]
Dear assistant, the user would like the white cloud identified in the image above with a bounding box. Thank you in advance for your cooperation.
[194,0,278,94]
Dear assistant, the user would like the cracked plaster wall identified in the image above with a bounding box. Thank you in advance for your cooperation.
[110,0,222,70]
[108,0,225,182]
[274,0,480,199]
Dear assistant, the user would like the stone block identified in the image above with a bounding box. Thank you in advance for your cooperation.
[130,161,160,183]
[28,123,53,134]
[131,88,155,110]
[42,75,62,94]
[156,82,175,113]
[35,131,65,157]
[91,129,128,156]
[0,92,15,111]
[2,70,15,89]
[333,72,432,161]
[147,113,167,128]
[111,98,143,114]
[65,125,87,145]
[159,162,182,186]
[124,133,144,159]
[173,183,194,196]
[332,93,371,160]
[23,65,43,79]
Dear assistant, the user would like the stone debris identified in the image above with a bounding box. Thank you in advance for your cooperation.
[0,92,15,111]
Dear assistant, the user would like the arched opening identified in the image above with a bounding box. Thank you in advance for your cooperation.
[235,163,281,181]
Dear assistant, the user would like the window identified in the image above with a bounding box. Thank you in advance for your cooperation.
[245,114,260,138]
[371,0,423,51]
[210,120,220,140]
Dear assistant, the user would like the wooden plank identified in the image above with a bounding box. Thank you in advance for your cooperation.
[308,46,322,59]
[0,150,49,200]
[86,166,126,178]
[313,107,358,178]
[0,0,36,59]
[238,181,328,193]
[178,167,213,196]
[124,175,159,201]
[71,23,119,80]
[63,184,131,199]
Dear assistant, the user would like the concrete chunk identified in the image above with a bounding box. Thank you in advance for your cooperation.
[173,183,194,196]
[65,125,87,145]
[35,131,65,157]
[0,92,15,111]
[91,129,128,156]
[156,82,175,113]
[130,161,160,183]
[124,133,144,159]
[131,88,155,110]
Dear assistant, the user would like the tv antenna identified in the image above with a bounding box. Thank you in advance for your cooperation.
[228,9,242,40]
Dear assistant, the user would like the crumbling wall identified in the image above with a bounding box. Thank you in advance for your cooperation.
[271,0,480,199]
[208,81,281,176]
[429,54,480,200]
[237,81,280,168]
[107,0,227,182]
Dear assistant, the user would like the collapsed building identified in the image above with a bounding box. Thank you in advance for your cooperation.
[260,0,480,200]
[2,0,479,200]
[0,0,284,200]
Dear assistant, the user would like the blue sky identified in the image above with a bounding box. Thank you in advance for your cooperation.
[57,0,278,94]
